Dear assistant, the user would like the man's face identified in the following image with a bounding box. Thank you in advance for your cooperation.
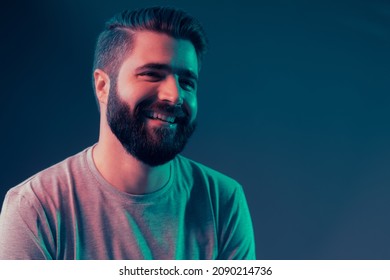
[106,31,199,166]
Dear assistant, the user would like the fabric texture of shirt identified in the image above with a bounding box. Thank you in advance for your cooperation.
[0,145,256,259]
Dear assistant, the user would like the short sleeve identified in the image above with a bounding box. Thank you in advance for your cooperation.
[0,189,54,260]
[217,184,256,260]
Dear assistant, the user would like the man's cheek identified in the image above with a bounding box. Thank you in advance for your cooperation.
[186,97,198,122]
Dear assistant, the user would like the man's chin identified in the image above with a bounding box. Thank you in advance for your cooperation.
[119,134,183,167]
[146,126,179,144]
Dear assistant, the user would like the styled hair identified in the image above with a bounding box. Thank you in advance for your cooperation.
[93,6,208,78]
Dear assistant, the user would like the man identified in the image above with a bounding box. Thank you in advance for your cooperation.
[0,6,255,259]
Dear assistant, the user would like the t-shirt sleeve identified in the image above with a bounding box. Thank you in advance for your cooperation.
[0,189,54,260]
[217,183,256,260]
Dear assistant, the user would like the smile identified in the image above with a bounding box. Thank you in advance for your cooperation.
[145,112,176,124]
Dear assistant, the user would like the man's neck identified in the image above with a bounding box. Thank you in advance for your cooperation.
[92,139,171,195]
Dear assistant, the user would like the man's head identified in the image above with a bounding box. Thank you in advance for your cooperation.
[93,6,208,88]
[93,7,208,166]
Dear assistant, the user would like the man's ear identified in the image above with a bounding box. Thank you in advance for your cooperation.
[93,69,110,105]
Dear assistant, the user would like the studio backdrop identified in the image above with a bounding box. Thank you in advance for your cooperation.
[1,0,389,259]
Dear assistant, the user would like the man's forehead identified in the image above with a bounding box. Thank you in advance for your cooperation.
[127,31,199,72]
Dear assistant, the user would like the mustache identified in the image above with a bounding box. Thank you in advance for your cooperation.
[147,103,186,118]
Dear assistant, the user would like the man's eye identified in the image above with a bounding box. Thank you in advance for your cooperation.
[139,72,164,80]
[179,78,196,91]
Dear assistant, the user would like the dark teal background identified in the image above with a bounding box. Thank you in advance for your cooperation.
[1,0,390,259]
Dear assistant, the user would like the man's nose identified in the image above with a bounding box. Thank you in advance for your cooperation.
[158,75,183,105]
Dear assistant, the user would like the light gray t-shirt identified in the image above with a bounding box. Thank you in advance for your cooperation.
[0,146,256,259]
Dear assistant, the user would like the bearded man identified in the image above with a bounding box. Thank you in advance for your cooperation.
[0,6,255,260]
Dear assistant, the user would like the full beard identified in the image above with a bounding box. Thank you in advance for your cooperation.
[106,80,196,167]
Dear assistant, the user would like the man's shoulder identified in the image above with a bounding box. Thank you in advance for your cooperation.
[5,146,92,203]
[175,155,242,192]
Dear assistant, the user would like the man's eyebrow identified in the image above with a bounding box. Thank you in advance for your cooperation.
[135,63,198,81]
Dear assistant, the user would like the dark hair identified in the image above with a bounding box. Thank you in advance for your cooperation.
[93,6,208,78]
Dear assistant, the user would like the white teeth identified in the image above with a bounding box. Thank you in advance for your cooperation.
[148,112,175,123]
